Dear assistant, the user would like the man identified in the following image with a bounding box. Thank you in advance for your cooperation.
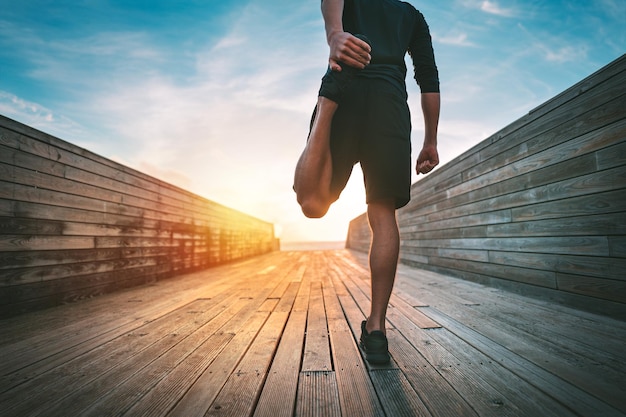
[293,0,440,364]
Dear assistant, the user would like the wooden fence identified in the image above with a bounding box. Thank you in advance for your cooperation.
[347,55,626,316]
[0,115,277,317]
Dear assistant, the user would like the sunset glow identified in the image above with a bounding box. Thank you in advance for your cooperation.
[1,0,623,243]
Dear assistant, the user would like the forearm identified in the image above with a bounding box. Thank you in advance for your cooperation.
[321,0,344,44]
[421,92,440,147]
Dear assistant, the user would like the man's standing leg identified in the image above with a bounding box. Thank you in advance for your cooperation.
[366,198,400,334]
[359,197,398,364]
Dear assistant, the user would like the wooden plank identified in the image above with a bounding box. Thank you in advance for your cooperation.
[399,258,626,320]
[123,331,235,417]
[0,234,94,251]
[466,92,626,181]
[0,143,65,177]
[253,268,309,417]
[253,307,306,417]
[369,369,433,417]
[609,235,626,258]
[419,313,596,417]
[0,215,64,235]
[423,256,558,289]
[597,138,626,170]
[404,209,513,234]
[488,250,626,282]
[486,212,626,238]
[401,153,621,232]
[556,273,626,303]
[322,277,385,417]
[511,188,626,222]
[402,236,610,257]
[9,181,137,218]
[163,264,288,417]
[0,297,232,416]
[0,264,169,309]
[124,290,282,416]
[422,307,626,417]
[387,309,533,417]
[438,248,489,262]
[0,265,232,347]
[0,254,278,376]
[0,256,162,286]
[296,371,342,417]
[166,310,270,417]
[400,66,626,207]
[0,118,149,186]
[7,148,270,229]
[452,289,626,375]
[76,298,251,417]
[301,281,332,372]
[0,249,625,416]
[0,131,266,224]
[408,103,625,216]
[0,113,277,314]
[333,255,441,330]
[326,260,399,371]
[402,114,626,222]
[420,266,626,354]
[8,194,111,224]
[385,328,479,417]
[0,198,13,217]
[411,299,626,412]
[204,311,290,417]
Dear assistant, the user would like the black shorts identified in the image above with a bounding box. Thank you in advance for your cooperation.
[315,78,412,209]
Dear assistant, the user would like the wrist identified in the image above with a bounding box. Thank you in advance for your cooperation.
[423,137,437,147]
[326,29,343,44]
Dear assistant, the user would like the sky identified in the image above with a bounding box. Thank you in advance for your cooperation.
[0,0,624,243]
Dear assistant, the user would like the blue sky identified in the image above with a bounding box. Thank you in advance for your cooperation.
[1,0,624,242]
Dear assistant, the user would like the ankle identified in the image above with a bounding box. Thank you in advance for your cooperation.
[365,317,385,335]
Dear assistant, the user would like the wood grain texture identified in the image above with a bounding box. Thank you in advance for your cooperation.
[0,115,276,317]
[0,249,624,416]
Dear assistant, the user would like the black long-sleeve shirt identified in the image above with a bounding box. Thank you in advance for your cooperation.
[342,0,440,97]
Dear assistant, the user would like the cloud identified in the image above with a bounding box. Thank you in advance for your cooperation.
[4,0,621,242]
[0,91,84,136]
[435,33,476,47]
[62,2,335,241]
[458,0,516,17]
[516,23,589,64]
[213,34,247,50]
[543,45,589,63]
[479,1,516,17]
[0,92,50,119]
[594,0,625,17]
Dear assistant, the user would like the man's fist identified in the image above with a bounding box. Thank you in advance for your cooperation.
[328,32,371,72]
[416,145,439,175]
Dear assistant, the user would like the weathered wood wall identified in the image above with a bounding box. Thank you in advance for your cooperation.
[347,55,626,315]
[0,115,277,317]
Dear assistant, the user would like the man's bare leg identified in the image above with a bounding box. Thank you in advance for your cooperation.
[294,96,339,218]
[366,198,400,334]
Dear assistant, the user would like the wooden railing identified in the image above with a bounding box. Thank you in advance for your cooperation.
[347,55,626,315]
[0,115,277,317]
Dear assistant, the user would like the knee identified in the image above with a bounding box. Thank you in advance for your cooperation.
[298,198,330,219]
[367,199,398,231]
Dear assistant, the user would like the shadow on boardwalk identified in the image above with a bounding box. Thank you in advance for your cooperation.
[0,250,624,417]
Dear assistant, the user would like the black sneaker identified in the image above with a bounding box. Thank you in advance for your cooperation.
[359,320,390,364]
[318,34,371,104]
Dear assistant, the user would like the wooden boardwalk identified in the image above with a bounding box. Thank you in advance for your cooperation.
[0,250,624,417]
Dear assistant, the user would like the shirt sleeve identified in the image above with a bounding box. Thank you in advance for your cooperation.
[408,10,440,93]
